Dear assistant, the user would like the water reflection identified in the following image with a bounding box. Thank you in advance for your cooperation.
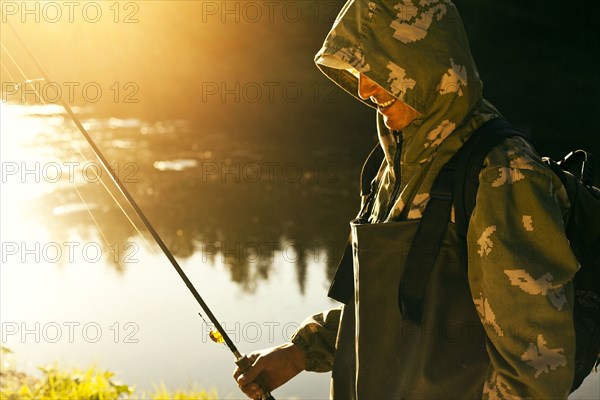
[3,102,362,294]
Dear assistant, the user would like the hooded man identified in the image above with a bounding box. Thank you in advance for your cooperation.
[234,1,579,398]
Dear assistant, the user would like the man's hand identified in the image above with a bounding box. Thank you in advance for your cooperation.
[233,342,307,399]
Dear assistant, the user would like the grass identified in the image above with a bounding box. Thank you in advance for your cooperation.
[0,347,217,400]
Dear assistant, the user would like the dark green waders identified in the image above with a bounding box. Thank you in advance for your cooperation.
[331,219,490,399]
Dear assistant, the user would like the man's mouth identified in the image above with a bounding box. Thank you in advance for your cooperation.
[374,98,396,110]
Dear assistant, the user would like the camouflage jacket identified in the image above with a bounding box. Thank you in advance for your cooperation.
[291,1,579,398]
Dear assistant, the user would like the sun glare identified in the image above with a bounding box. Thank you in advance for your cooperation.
[0,101,71,241]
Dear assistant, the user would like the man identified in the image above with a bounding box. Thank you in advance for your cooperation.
[235,1,579,398]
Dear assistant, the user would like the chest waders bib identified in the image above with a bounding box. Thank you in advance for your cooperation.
[331,219,490,399]
[328,121,524,399]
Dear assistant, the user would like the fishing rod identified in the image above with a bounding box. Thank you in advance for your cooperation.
[5,21,274,400]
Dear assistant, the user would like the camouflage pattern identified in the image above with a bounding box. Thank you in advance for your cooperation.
[291,0,579,398]
[315,0,503,224]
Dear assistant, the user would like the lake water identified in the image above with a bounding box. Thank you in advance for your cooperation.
[0,101,354,399]
[1,103,597,399]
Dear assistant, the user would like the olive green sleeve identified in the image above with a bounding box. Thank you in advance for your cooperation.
[289,307,342,372]
[467,138,579,399]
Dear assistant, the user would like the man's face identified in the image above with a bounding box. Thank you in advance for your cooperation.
[357,73,420,131]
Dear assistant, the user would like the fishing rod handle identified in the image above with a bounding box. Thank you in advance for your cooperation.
[235,355,276,400]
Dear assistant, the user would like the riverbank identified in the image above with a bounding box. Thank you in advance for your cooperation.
[0,347,216,400]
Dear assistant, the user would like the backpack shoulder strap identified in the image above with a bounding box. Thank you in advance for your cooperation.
[400,118,524,324]
[454,119,525,250]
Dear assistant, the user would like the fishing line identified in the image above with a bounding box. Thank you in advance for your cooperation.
[0,59,18,84]
[1,22,212,388]
[3,40,240,393]
[3,29,213,342]
[0,42,154,254]
[1,45,137,262]
[3,20,275,400]
[0,57,43,90]
[0,46,122,262]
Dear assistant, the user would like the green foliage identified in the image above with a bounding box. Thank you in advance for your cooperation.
[0,348,216,400]
[1,363,134,400]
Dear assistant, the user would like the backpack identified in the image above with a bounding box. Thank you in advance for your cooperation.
[328,118,600,392]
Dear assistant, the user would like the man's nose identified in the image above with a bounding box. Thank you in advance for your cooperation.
[357,73,380,100]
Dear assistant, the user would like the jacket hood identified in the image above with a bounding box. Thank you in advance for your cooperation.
[315,0,501,166]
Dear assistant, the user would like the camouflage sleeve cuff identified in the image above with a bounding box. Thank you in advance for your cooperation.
[290,307,342,373]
